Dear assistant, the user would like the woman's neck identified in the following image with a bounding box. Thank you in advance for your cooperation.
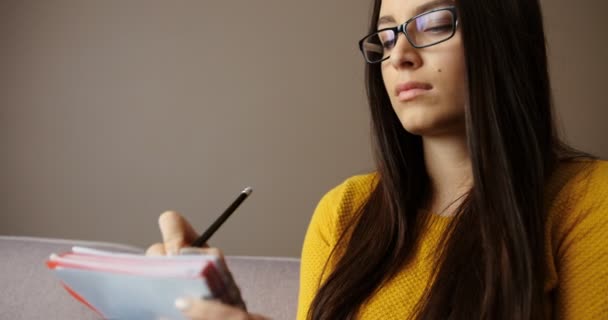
[422,135,473,216]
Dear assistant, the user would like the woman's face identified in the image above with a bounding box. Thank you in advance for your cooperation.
[379,0,467,137]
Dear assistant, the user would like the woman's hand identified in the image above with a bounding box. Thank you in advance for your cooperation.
[145,211,270,320]
[174,247,269,320]
[146,211,201,256]
[175,298,268,320]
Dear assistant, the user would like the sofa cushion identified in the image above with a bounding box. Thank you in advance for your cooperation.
[0,236,300,319]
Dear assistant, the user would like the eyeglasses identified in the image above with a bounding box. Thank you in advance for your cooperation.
[358,7,458,64]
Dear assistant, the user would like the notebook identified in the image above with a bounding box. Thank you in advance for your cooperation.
[46,246,245,320]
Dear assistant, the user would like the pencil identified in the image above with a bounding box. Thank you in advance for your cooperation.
[191,187,253,247]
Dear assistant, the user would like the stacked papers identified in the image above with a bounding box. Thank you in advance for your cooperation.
[46,247,245,320]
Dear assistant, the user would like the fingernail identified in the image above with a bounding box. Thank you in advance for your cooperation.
[175,298,191,311]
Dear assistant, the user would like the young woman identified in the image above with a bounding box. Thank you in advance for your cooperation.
[147,0,608,318]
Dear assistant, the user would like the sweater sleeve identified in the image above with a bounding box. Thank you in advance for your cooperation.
[295,173,375,320]
[296,185,340,320]
[554,161,608,319]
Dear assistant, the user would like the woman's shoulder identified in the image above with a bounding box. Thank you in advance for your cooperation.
[547,158,608,239]
[546,159,608,311]
[549,158,608,202]
[322,172,378,206]
[308,172,378,244]
[320,172,378,215]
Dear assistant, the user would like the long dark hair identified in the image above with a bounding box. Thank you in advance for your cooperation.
[308,0,589,319]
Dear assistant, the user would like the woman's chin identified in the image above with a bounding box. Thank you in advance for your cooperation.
[399,115,465,137]
[401,122,435,136]
[397,113,439,135]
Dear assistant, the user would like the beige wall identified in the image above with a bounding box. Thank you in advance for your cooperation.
[1,0,606,257]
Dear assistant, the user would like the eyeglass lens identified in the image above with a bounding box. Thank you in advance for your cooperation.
[362,9,455,63]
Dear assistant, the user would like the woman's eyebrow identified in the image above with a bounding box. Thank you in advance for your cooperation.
[377,0,454,28]
[377,16,397,27]
[414,0,455,16]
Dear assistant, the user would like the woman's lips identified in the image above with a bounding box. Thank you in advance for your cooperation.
[395,82,433,102]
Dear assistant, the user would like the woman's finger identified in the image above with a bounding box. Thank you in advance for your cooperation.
[175,298,249,320]
[145,242,166,256]
[158,211,199,255]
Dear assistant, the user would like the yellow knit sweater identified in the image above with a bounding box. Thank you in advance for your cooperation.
[297,159,608,319]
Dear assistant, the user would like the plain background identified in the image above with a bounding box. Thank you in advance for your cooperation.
[1,0,606,257]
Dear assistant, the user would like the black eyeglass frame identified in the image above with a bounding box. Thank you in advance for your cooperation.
[358,6,459,64]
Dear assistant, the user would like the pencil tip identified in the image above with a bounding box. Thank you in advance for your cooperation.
[243,186,253,195]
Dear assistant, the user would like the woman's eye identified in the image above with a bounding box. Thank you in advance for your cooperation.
[382,39,396,49]
[423,24,452,33]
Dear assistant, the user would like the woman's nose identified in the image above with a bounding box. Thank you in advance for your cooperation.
[388,33,422,70]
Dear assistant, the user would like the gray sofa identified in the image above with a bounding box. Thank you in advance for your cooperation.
[0,236,300,320]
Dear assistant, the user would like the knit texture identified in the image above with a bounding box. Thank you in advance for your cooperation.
[297,159,608,319]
